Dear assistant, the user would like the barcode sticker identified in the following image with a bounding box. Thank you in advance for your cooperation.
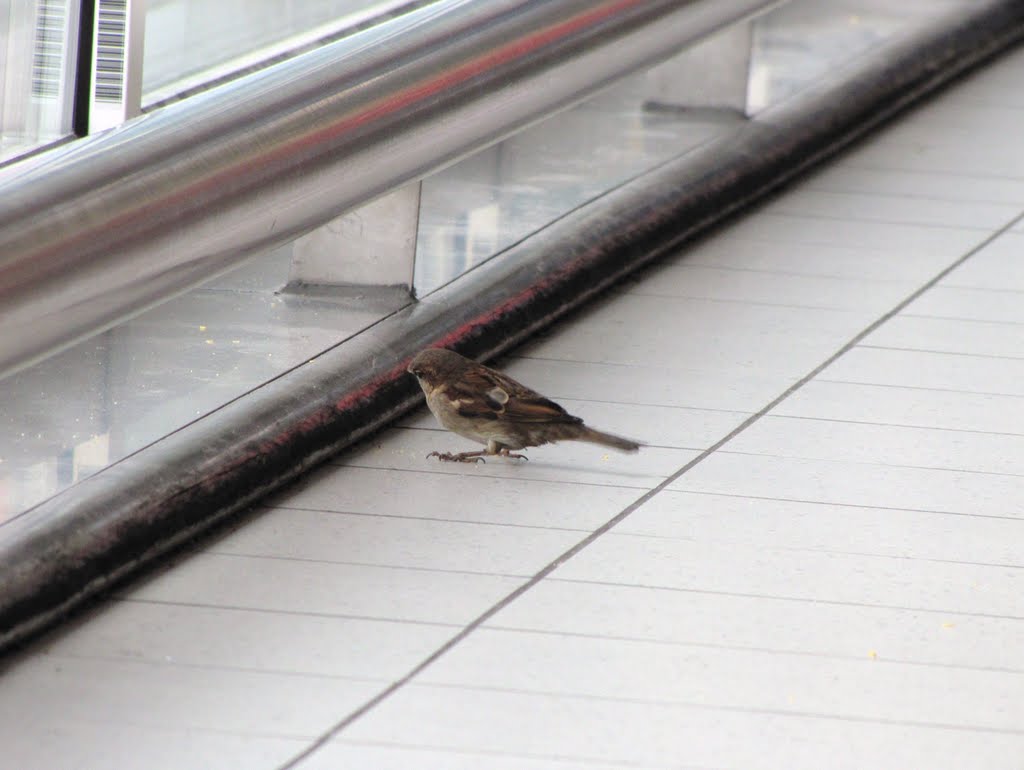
[95,0,128,103]
[31,0,68,99]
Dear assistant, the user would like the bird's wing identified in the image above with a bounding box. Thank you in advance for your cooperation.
[449,365,580,424]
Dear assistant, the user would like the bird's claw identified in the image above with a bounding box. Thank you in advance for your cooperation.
[426,451,486,464]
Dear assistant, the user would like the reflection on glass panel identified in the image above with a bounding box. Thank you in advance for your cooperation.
[0,0,79,163]
[747,2,903,113]
[0,244,411,520]
[414,73,740,295]
[142,0,419,104]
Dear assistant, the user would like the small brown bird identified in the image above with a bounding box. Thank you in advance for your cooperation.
[407,348,641,462]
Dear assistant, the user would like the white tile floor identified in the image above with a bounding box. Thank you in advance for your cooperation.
[4,41,1024,770]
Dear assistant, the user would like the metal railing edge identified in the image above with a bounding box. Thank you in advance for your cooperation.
[0,0,774,380]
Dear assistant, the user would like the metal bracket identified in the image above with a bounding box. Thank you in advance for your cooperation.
[287,183,421,295]
[644,19,754,115]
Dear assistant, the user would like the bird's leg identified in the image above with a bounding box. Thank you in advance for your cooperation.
[496,447,528,461]
[426,450,487,463]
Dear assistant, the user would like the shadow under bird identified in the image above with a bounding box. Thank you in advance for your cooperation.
[407,348,642,462]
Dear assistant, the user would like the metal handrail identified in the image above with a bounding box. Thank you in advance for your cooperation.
[0,0,775,379]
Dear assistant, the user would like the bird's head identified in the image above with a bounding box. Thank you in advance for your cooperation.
[407,348,471,387]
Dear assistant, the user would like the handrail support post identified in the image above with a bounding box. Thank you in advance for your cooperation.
[287,183,421,296]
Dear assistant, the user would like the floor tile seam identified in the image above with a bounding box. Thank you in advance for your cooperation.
[762,185,1024,206]
[807,159,1024,182]
[261,505,593,533]
[600,533,1024,570]
[839,160,1024,182]
[792,184,1024,207]
[621,290,884,313]
[38,650,395,685]
[855,135,1024,152]
[897,97,1024,113]
[334,738,692,770]
[277,208,1024,769]
[858,342,1024,362]
[546,578,1024,621]
[199,550,537,579]
[716,447,1024,480]
[814,377,1024,399]
[398,681,1024,737]
[301,464,661,489]
[696,235,986,253]
[751,209,1015,231]
[321,462,664,489]
[801,192,1024,208]
[901,312,1024,327]
[660,261,928,283]
[758,412,1024,438]
[748,210,1004,232]
[11,710,324,743]
[940,280,1024,295]
[477,625,1024,676]
[203,538,1024,576]
[628,488,1024,522]
[639,261,928,283]
[113,597,465,628]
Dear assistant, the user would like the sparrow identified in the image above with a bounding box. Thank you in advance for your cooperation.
[407,348,641,462]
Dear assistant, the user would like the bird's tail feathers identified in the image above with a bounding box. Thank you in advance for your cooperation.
[577,426,641,453]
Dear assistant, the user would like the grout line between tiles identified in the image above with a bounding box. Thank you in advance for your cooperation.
[278,208,1024,770]
[636,262,925,283]
[208,538,1024,577]
[790,183,1024,207]
[858,343,1024,362]
[476,625,1024,676]
[666,260,939,283]
[302,464,665,492]
[335,738,699,770]
[808,161,1024,183]
[902,312,1024,327]
[265,505,593,533]
[761,412,1024,438]
[750,212,1008,232]
[115,597,464,628]
[546,578,1024,622]
[327,462,677,489]
[940,280,1024,295]
[46,650,394,684]
[164,549,534,579]
[754,210,997,231]
[650,488,1024,523]
[403,680,1024,737]
[816,376,1024,399]
[716,447,1024,479]
[46,714,325,744]
[621,290,870,312]
[199,551,534,579]
[844,161,1024,182]
[603,531,1024,570]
